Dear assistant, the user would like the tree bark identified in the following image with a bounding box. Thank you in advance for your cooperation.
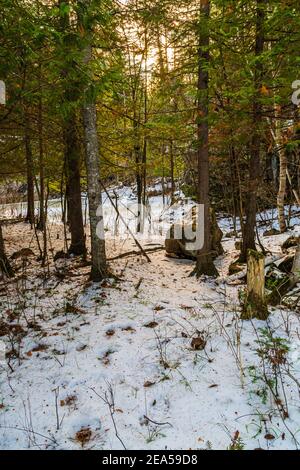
[0,223,13,277]
[277,122,287,232]
[240,0,265,262]
[23,106,35,226]
[195,0,218,277]
[64,113,86,255]
[37,70,45,232]
[60,0,86,256]
[170,140,175,205]
[133,98,143,233]
[82,43,107,281]
[241,250,269,320]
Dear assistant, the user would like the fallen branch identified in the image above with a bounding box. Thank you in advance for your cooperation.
[143,415,172,427]
[0,217,26,225]
[99,180,152,263]
[107,246,164,262]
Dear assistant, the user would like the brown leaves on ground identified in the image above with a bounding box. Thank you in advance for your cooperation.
[191,335,206,351]
[144,321,159,328]
[144,380,156,388]
[75,427,92,447]
[121,326,136,333]
[60,395,78,409]
[105,329,115,337]
[0,321,26,339]
[10,248,35,260]
[64,302,86,315]
[154,305,165,312]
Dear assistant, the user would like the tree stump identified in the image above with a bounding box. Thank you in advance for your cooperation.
[241,250,269,320]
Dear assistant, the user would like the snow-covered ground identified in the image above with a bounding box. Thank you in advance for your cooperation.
[0,189,300,450]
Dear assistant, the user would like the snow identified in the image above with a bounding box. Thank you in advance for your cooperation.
[0,191,300,450]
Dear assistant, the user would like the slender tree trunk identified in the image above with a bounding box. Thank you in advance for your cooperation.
[240,0,265,262]
[0,223,13,277]
[133,112,143,232]
[276,119,287,232]
[23,106,35,226]
[195,0,218,277]
[82,41,107,281]
[37,69,45,232]
[64,113,86,255]
[170,140,175,205]
[142,29,148,208]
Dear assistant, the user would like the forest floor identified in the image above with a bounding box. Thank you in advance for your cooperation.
[1,190,300,450]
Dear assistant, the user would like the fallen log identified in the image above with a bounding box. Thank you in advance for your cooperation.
[223,253,284,285]
[0,217,26,225]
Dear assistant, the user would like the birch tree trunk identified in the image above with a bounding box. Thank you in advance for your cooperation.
[82,43,107,281]
[82,104,107,280]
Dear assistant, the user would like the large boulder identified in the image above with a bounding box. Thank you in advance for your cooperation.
[165,207,224,260]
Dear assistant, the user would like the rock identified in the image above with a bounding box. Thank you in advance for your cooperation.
[282,236,299,252]
[165,207,223,260]
[263,228,280,237]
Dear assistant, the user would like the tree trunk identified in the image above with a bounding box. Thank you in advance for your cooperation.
[82,43,107,281]
[277,121,287,233]
[133,95,143,232]
[37,72,45,232]
[142,29,148,208]
[240,0,265,262]
[0,223,13,277]
[170,140,175,205]
[195,0,218,277]
[24,107,35,226]
[64,113,86,255]
[60,0,86,256]
[241,250,268,320]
